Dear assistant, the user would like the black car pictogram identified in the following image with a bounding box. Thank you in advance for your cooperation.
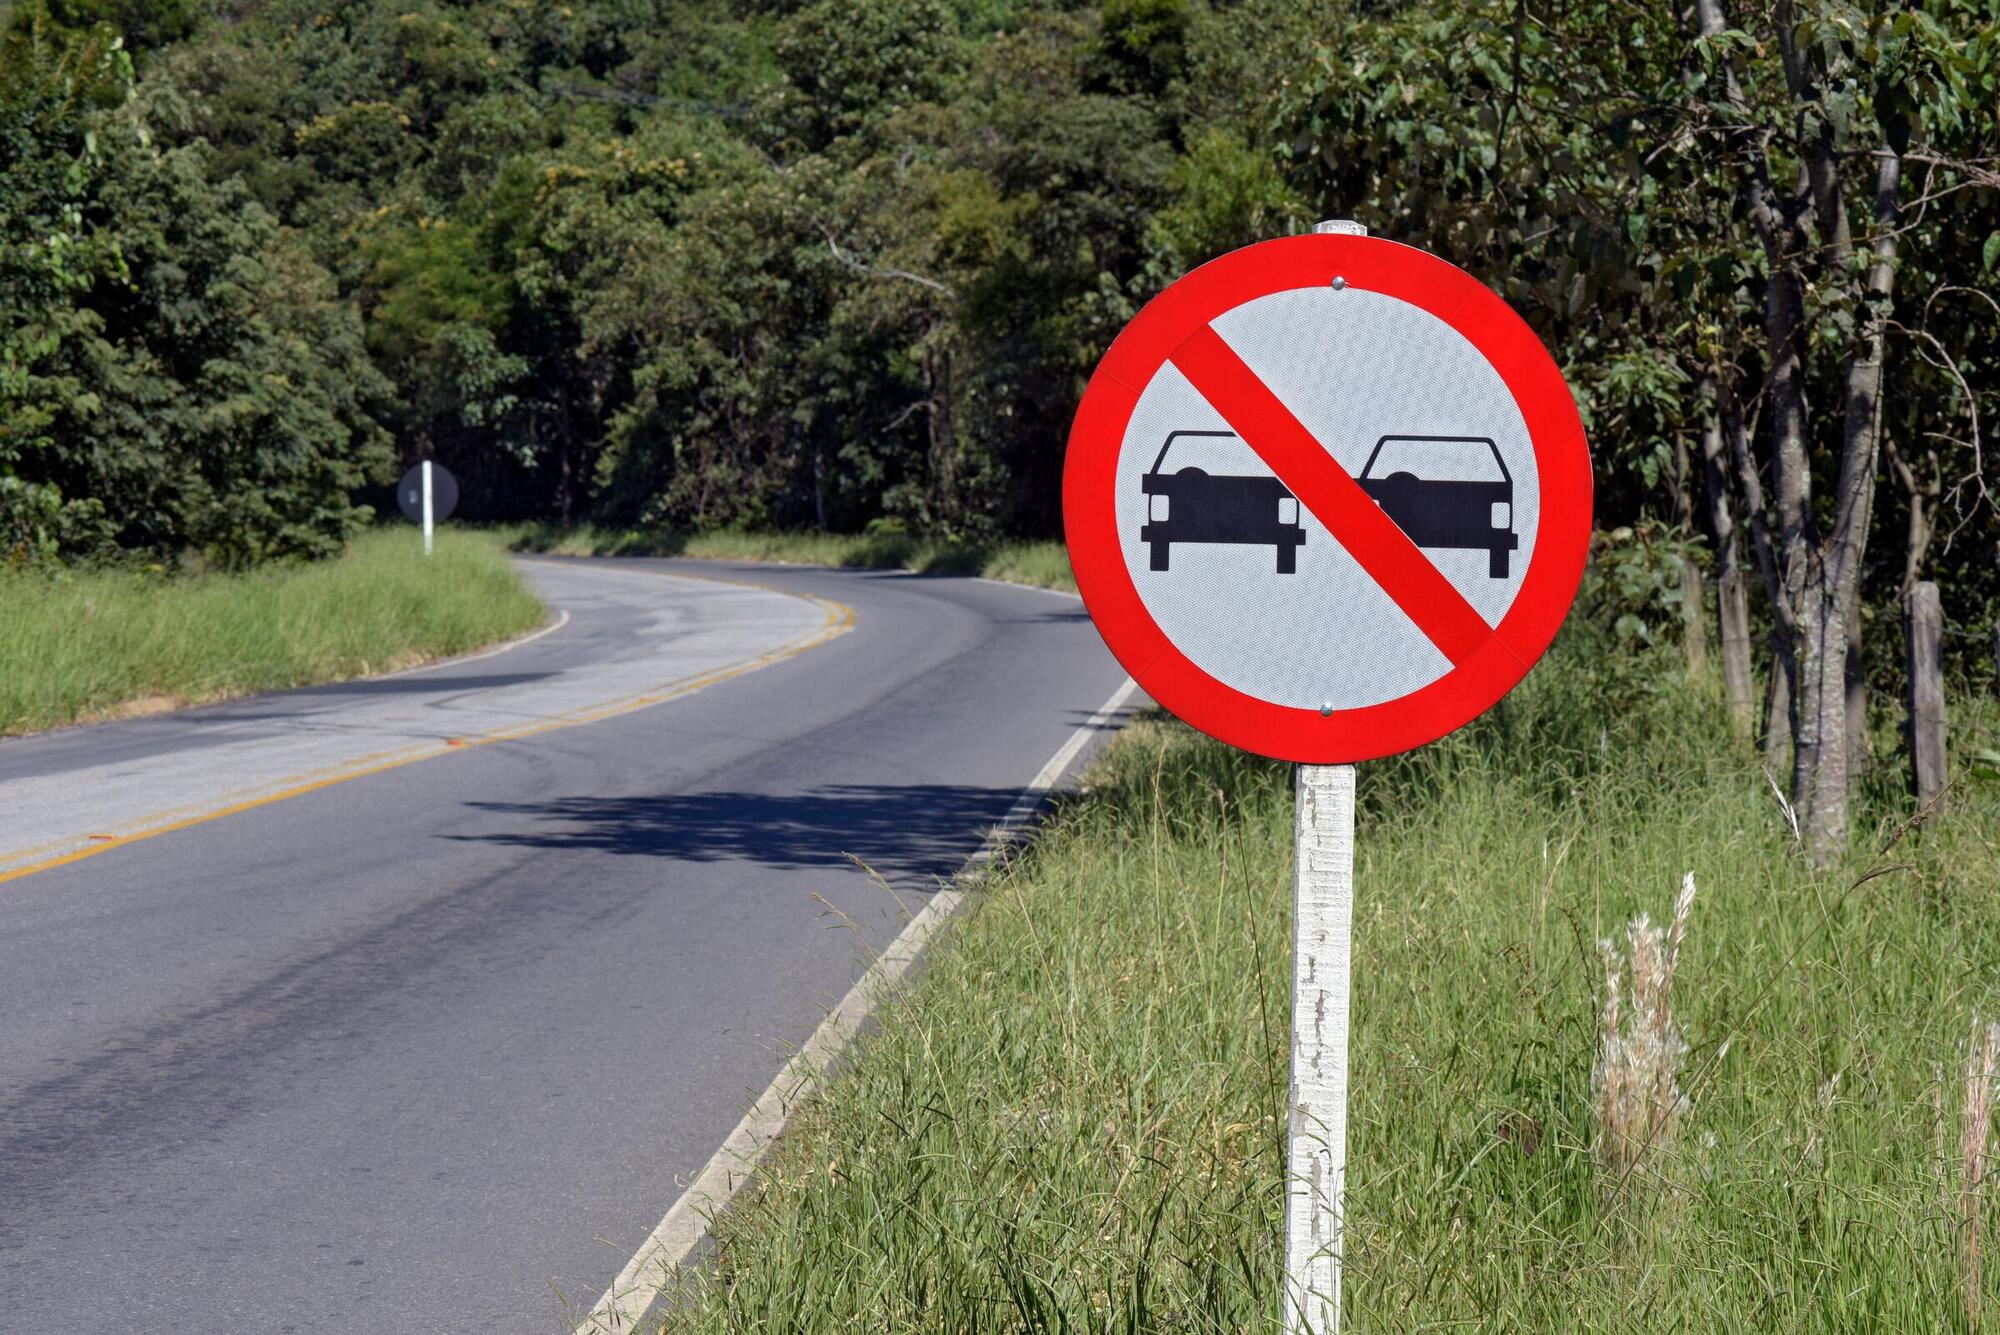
[1356,434,1518,578]
[1140,430,1306,573]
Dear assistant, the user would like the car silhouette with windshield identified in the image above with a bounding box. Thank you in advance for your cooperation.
[1140,430,1306,573]
[1355,434,1517,578]
[1138,430,1518,579]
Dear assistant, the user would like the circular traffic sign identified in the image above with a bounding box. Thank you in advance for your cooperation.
[396,461,459,525]
[1063,233,1591,763]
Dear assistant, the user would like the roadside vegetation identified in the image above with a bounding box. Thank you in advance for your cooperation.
[6,0,1997,862]
[0,528,544,735]
[3,1,1996,1318]
[664,613,2000,1331]
[502,524,1075,592]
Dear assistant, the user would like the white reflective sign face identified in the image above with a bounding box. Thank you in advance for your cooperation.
[1112,287,1540,710]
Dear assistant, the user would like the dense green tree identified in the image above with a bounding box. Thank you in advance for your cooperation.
[2,2,392,564]
[1261,0,1997,859]
[0,7,129,558]
[2,0,1995,841]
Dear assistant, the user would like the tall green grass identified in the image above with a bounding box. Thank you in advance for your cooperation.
[663,630,2000,1331]
[0,527,545,735]
[500,523,1076,593]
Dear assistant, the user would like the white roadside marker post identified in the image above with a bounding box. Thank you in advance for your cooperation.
[1285,217,1369,1335]
[421,458,434,558]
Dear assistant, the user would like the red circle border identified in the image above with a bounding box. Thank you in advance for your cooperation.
[1062,234,1591,763]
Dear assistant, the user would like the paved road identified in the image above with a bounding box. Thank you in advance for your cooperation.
[0,558,1132,1333]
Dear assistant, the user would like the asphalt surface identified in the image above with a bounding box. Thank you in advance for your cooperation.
[0,557,1133,1333]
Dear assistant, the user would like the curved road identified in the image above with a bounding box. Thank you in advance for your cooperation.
[0,558,1133,1333]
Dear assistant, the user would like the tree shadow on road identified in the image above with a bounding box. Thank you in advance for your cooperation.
[284,671,559,696]
[452,783,1027,881]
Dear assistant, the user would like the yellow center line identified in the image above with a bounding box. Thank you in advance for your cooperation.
[0,571,854,888]
[0,741,451,866]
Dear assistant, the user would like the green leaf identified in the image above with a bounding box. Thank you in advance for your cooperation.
[1983,232,2000,273]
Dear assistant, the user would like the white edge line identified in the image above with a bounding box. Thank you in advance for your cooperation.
[970,576,1081,599]
[373,606,571,679]
[575,674,1144,1333]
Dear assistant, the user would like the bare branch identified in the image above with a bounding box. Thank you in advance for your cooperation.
[816,225,957,301]
[1884,312,1992,547]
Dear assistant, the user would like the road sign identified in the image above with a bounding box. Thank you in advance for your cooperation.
[397,461,458,526]
[1066,222,1591,1333]
[1064,231,1591,763]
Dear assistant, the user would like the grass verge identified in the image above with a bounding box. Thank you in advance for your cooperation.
[661,633,2000,1331]
[499,523,1075,593]
[0,527,545,735]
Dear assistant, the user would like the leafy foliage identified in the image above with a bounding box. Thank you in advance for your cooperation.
[3,3,396,565]
[1,0,1996,741]
[5,0,1276,549]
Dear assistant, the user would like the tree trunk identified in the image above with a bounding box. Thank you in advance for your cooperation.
[1700,380,1755,733]
[1844,596,1869,795]
[557,392,576,527]
[1755,170,1820,845]
[1681,561,1709,673]
[1765,227,1843,859]
[1695,0,1901,863]
[1886,434,1943,799]
[1763,637,1793,778]
[1888,436,1937,599]
[1797,131,1903,861]
[1698,0,1799,765]
[1672,430,1707,672]
[920,335,957,530]
[1906,581,1947,814]
[812,445,830,532]
[1792,575,1851,865]
[1719,567,1754,730]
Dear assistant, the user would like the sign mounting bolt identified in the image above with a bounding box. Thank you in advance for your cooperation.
[1320,703,1333,717]
[1331,276,1347,290]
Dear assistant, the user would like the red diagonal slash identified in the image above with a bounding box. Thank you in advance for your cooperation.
[1169,324,1494,666]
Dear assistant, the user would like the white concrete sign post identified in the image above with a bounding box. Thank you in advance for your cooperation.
[1062,216,1592,1334]
[1288,757,1354,1329]
[421,459,434,557]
